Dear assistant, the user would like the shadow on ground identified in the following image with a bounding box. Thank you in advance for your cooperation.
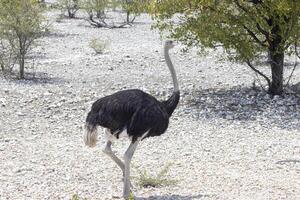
[276,159,300,165]
[136,194,211,200]
[5,72,66,85]
[45,32,80,38]
[181,86,300,130]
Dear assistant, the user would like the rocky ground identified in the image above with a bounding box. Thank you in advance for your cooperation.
[0,7,300,200]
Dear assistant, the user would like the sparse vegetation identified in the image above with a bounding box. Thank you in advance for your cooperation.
[89,38,108,54]
[71,194,80,200]
[121,0,148,24]
[82,0,141,28]
[71,194,87,200]
[0,0,47,79]
[135,163,178,188]
[82,0,111,27]
[58,0,80,18]
[129,192,134,200]
[0,40,16,74]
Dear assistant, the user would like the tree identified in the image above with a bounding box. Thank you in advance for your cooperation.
[0,0,46,79]
[120,0,142,24]
[121,0,153,24]
[82,0,109,22]
[147,0,300,95]
[82,0,143,27]
[58,0,80,18]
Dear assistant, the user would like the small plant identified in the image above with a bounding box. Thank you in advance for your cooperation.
[71,194,87,200]
[129,192,134,200]
[71,194,80,200]
[135,163,178,188]
[89,38,108,54]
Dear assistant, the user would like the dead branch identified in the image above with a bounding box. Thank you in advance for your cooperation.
[87,14,129,29]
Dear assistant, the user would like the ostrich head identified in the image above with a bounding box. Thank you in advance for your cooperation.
[164,40,175,50]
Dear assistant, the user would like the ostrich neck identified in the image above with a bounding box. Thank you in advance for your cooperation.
[164,47,179,92]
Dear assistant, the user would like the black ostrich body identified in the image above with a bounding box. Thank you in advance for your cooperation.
[86,89,180,142]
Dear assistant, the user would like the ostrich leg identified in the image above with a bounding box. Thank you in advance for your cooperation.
[123,141,138,199]
[102,141,133,188]
[102,141,125,170]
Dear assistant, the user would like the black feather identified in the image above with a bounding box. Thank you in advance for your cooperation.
[86,89,180,142]
[162,91,180,116]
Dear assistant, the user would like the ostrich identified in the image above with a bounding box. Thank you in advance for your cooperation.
[84,40,180,199]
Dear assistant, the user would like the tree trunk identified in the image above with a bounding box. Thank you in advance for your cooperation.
[269,52,284,95]
[126,11,130,24]
[19,55,25,79]
[0,61,4,71]
[68,10,75,18]
[268,21,284,95]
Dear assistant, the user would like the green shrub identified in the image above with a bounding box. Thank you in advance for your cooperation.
[135,163,178,188]
[129,192,134,200]
[89,38,108,54]
[71,194,87,200]
[0,0,47,79]
[58,0,80,18]
[0,40,15,74]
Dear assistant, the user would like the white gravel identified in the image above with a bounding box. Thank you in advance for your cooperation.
[0,8,300,200]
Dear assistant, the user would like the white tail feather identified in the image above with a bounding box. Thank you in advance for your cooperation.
[84,124,98,147]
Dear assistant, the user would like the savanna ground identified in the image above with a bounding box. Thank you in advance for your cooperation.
[0,5,300,200]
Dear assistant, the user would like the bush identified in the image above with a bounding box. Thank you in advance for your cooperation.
[120,0,146,23]
[82,0,108,18]
[0,40,15,74]
[135,163,178,188]
[71,194,87,200]
[82,0,141,28]
[89,38,108,54]
[58,0,80,18]
[0,0,47,79]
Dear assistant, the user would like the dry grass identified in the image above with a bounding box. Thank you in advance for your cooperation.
[134,163,179,188]
[89,38,108,54]
[71,194,87,200]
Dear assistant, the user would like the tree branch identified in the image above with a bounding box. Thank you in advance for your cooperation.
[286,42,300,85]
[256,23,270,43]
[296,42,300,60]
[243,25,267,47]
[233,0,248,13]
[87,15,129,29]
[286,60,298,86]
[245,59,271,88]
[233,1,270,45]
